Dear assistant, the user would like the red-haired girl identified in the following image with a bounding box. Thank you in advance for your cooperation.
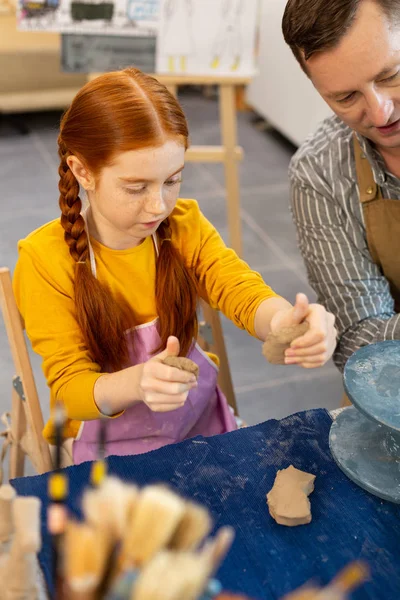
[13,69,336,464]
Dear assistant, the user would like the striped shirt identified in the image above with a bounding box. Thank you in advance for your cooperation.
[289,114,400,372]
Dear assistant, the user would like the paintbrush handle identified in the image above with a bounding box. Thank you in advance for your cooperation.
[316,561,369,599]
[329,561,369,592]
[48,470,69,596]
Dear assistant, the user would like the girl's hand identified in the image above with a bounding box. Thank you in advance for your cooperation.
[270,293,337,368]
[138,336,198,412]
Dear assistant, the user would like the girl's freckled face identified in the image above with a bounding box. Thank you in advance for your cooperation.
[87,139,186,250]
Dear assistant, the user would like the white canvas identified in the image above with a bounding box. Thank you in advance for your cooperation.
[156,0,259,77]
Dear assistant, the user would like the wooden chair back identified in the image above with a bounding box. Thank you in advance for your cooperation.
[0,268,53,479]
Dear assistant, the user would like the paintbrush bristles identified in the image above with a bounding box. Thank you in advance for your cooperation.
[12,497,41,553]
[169,502,212,551]
[82,477,138,541]
[133,550,211,600]
[1,497,42,600]
[132,525,235,600]
[202,526,235,577]
[0,485,16,544]
[64,520,111,594]
[121,485,186,568]
[60,478,238,600]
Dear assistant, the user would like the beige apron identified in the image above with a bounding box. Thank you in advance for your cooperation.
[341,135,400,406]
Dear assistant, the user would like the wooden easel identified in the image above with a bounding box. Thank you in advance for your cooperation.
[0,268,53,478]
[88,72,249,257]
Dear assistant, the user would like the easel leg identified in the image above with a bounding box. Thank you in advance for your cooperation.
[219,84,243,257]
[235,85,250,112]
[200,300,238,416]
[9,387,26,479]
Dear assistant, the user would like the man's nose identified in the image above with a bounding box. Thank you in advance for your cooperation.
[366,90,394,127]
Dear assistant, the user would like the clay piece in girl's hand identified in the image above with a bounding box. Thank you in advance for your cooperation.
[162,356,200,379]
[262,322,309,365]
[266,465,316,526]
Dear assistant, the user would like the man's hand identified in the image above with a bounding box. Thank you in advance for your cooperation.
[270,293,337,368]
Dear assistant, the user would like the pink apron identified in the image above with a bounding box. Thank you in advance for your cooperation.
[72,232,237,465]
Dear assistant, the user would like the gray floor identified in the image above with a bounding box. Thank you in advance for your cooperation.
[0,90,343,442]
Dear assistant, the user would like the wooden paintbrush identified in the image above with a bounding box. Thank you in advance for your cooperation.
[201,526,235,578]
[85,479,138,600]
[90,410,108,489]
[120,485,186,569]
[0,484,16,544]
[0,496,42,600]
[316,561,369,599]
[168,501,212,551]
[83,477,138,541]
[132,550,210,600]
[132,526,235,600]
[282,561,369,600]
[86,407,124,599]
[64,520,111,600]
[47,401,68,600]
[104,487,218,600]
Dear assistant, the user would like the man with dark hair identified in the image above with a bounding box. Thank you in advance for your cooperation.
[282,0,400,373]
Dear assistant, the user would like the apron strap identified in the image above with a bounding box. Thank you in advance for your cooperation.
[353,133,382,204]
[81,208,160,278]
[81,207,97,278]
[152,233,159,257]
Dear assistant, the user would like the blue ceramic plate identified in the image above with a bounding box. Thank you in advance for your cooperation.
[344,341,400,432]
[330,406,400,503]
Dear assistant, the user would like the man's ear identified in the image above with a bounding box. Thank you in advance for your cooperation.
[66,155,95,191]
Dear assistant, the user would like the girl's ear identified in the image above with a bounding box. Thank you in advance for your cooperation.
[67,155,95,191]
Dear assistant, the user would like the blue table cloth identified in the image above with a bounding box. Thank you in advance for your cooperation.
[11,409,400,599]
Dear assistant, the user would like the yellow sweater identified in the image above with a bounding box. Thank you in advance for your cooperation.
[13,199,278,442]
